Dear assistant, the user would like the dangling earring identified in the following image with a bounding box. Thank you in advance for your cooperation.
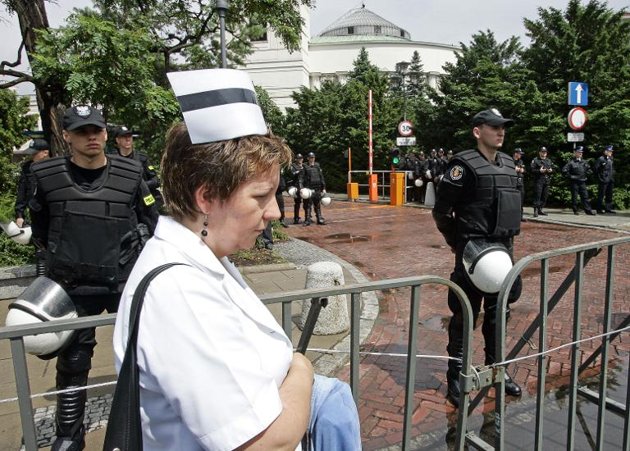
[201,214,208,237]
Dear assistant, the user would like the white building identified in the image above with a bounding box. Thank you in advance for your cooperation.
[243,5,460,110]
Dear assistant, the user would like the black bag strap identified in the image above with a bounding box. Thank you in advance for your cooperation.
[103,262,188,451]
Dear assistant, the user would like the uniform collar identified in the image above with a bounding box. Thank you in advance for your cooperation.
[153,215,230,277]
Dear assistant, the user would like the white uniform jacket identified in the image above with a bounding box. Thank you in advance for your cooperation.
[113,216,294,450]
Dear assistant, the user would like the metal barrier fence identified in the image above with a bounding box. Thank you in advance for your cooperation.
[1,235,629,450]
[347,169,412,202]
[0,275,472,451]
[458,235,630,451]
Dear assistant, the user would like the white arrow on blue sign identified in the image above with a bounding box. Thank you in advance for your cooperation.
[568,81,588,106]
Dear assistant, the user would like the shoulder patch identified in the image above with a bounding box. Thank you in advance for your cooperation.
[449,165,464,181]
[143,194,156,206]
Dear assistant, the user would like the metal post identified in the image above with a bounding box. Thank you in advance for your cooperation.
[215,0,229,68]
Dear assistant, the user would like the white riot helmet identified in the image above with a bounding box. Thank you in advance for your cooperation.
[287,186,298,198]
[462,239,513,294]
[300,188,313,199]
[320,195,332,206]
[414,179,424,187]
[0,221,32,245]
[5,277,77,358]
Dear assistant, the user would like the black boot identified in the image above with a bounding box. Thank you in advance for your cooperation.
[293,203,301,224]
[484,356,522,397]
[446,319,465,408]
[533,208,539,218]
[52,386,87,450]
[538,209,548,216]
[315,204,326,225]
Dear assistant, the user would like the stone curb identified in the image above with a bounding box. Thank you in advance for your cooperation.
[238,262,296,274]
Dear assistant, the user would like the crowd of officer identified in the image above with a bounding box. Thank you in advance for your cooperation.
[396,142,616,216]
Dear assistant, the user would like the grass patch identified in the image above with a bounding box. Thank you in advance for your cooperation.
[229,220,290,267]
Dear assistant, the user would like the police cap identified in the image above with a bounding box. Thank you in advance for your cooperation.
[605,145,614,152]
[24,138,49,155]
[513,148,524,155]
[575,146,584,152]
[63,105,106,131]
[116,126,133,138]
[471,108,514,127]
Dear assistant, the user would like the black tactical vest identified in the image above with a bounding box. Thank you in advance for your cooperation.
[32,156,143,290]
[454,150,521,240]
[303,163,324,189]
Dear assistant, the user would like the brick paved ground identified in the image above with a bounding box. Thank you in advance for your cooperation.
[284,198,630,449]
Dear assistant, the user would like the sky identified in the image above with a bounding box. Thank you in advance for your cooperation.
[1,0,629,94]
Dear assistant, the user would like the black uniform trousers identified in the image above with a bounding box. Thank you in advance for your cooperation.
[304,185,325,223]
[517,181,525,217]
[275,191,285,223]
[533,177,549,210]
[446,241,521,377]
[55,293,120,441]
[569,180,592,212]
[597,180,614,211]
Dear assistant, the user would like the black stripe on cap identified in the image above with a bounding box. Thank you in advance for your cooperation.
[177,88,258,112]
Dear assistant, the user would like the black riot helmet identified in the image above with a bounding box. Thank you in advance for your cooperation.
[307,152,316,158]
[295,153,303,159]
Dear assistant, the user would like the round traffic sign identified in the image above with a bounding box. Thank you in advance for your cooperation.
[398,120,413,137]
[568,107,588,131]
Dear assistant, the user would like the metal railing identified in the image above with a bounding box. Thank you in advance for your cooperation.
[347,169,412,202]
[1,236,629,450]
[0,275,473,451]
[459,235,630,451]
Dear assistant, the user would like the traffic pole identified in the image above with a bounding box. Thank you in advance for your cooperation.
[368,89,378,203]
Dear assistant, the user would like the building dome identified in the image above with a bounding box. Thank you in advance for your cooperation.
[317,5,411,41]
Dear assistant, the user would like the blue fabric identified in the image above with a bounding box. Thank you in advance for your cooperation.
[308,375,362,450]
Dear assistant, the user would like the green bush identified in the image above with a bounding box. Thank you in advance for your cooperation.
[0,234,35,266]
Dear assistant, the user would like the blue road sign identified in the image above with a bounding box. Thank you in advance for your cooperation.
[568,82,588,106]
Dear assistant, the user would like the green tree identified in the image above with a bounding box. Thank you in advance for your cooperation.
[0,89,37,265]
[255,85,286,138]
[521,0,630,206]
[418,30,525,153]
[284,48,401,190]
[1,0,312,155]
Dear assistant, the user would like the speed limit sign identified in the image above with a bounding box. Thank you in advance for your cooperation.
[398,120,413,137]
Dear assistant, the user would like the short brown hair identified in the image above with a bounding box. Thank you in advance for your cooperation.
[161,122,292,221]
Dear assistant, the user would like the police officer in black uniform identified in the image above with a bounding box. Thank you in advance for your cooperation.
[595,145,616,214]
[301,151,326,225]
[530,146,554,217]
[433,108,522,407]
[14,138,50,228]
[403,151,419,202]
[512,148,526,220]
[29,106,159,450]
[289,153,305,224]
[562,146,595,215]
[111,126,164,210]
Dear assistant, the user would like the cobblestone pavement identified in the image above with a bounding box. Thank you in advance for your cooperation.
[282,198,630,450]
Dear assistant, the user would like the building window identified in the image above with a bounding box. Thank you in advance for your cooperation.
[375,25,381,35]
[400,29,405,38]
[348,26,354,35]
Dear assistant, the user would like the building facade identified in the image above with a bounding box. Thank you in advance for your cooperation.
[242,5,460,110]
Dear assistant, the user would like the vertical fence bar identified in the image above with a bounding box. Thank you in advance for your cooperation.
[534,258,550,451]
[624,350,630,451]
[402,285,421,450]
[567,251,585,449]
[350,292,361,402]
[282,300,292,339]
[596,245,615,449]
[10,338,37,451]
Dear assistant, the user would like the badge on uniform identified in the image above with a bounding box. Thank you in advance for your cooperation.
[449,165,464,181]
[143,194,156,206]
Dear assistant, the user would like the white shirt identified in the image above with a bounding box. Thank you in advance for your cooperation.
[113,216,294,450]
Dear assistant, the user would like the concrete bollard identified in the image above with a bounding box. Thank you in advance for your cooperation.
[299,261,349,335]
[424,181,435,207]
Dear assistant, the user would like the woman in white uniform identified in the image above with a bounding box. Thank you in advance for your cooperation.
[113,69,313,450]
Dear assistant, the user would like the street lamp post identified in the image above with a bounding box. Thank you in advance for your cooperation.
[215,0,229,68]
